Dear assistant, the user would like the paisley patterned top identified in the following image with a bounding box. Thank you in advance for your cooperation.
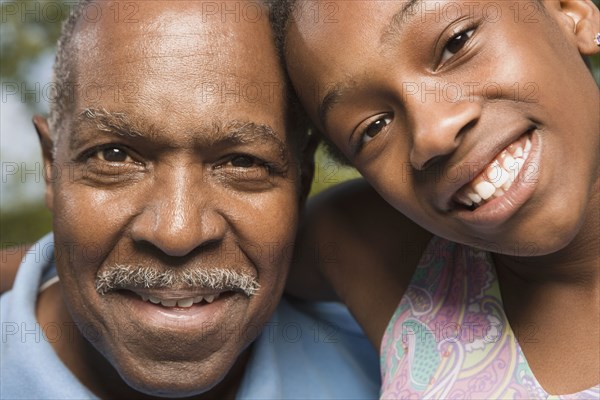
[380,236,599,400]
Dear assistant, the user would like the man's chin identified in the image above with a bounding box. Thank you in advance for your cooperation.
[111,356,237,398]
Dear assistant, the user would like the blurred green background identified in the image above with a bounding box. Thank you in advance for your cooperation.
[1,0,599,247]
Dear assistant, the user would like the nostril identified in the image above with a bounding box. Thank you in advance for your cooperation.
[419,156,444,171]
[414,154,452,171]
[458,120,478,139]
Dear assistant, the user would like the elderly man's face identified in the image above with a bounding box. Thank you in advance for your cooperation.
[38,1,302,396]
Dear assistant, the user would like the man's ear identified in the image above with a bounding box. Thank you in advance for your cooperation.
[298,130,319,203]
[32,116,55,212]
[556,0,600,55]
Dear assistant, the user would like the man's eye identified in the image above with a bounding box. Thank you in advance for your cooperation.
[361,115,392,145]
[230,155,258,168]
[441,28,475,63]
[96,147,133,163]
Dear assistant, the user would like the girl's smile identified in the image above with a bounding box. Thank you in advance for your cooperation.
[285,0,600,255]
[452,130,541,227]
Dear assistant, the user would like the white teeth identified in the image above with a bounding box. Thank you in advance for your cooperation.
[454,134,533,209]
[140,293,221,307]
[513,146,523,158]
[524,138,532,153]
[467,192,482,204]
[486,163,510,189]
[455,192,474,207]
[474,181,496,200]
[514,158,525,173]
[501,154,517,172]
[177,298,194,308]
[160,299,177,307]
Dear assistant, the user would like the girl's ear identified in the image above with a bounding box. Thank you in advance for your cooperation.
[32,115,55,212]
[557,0,600,55]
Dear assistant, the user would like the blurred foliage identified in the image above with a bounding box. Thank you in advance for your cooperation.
[1,0,66,245]
[1,0,66,83]
[309,144,361,197]
[1,202,52,248]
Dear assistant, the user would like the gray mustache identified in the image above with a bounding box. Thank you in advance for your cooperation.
[95,265,260,297]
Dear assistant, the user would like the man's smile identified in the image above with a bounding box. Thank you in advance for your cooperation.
[128,289,223,308]
[106,287,248,330]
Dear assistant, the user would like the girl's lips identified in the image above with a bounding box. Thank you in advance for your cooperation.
[453,133,533,209]
[452,130,542,228]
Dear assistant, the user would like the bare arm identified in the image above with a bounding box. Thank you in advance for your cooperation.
[286,179,432,347]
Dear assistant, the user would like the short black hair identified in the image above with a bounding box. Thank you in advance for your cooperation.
[269,0,350,165]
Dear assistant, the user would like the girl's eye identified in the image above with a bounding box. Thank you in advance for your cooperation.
[96,147,133,163]
[361,115,392,145]
[441,28,474,63]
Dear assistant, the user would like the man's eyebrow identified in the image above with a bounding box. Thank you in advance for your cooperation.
[71,108,287,159]
[77,108,145,136]
[69,108,147,150]
[380,0,422,46]
[214,121,288,161]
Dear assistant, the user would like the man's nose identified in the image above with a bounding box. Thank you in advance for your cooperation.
[130,168,226,257]
[407,93,481,170]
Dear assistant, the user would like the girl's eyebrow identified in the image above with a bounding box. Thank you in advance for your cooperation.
[318,81,359,127]
[319,85,343,126]
[381,0,423,46]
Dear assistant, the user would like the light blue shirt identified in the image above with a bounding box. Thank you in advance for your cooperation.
[1,234,380,399]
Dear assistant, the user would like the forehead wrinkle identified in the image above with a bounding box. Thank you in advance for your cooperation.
[129,33,218,63]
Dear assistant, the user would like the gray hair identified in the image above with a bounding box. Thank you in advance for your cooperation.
[96,265,260,297]
[48,0,310,159]
[48,0,92,143]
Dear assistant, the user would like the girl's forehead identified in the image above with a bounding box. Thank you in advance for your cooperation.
[286,0,556,82]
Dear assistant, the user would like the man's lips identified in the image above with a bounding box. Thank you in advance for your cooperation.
[118,288,232,309]
[106,288,246,331]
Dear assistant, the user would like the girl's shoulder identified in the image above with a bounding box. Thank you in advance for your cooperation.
[303,178,433,346]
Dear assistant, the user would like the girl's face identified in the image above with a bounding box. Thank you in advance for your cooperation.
[286,0,600,255]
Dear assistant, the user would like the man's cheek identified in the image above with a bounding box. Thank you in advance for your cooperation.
[52,207,111,276]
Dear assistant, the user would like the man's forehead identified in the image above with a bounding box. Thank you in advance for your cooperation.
[64,0,289,143]
[73,1,280,80]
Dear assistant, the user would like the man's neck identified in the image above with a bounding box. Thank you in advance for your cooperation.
[36,284,249,400]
